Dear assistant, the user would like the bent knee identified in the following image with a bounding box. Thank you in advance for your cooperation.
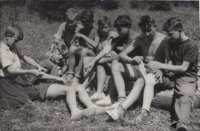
[69,45,78,54]
[135,78,145,87]
[145,74,156,85]
[111,61,122,73]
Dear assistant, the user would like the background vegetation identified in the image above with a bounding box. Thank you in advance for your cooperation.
[0,0,199,131]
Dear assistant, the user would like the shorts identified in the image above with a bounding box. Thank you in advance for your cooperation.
[121,62,143,81]
[33,82,52,100]
[146,73,176,91]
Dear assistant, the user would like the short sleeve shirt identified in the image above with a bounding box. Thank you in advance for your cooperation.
[0,42,23,77]
[170,39,199,82]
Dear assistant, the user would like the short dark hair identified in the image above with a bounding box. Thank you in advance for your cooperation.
[80,10,94,22]
[138,15,155,28]
[114,15,132,28]
[163,17,183,32]
[98,16,111,27]
[5,24,24,41]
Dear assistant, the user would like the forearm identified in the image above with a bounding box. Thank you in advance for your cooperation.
[7,66,33,75]
[82,35,98,48]
[39,74,62,81]
[161,64,187,73]
[119,53,133,63]
[23,56,41,69]
[92,51,107,63]
[98,55,119,63]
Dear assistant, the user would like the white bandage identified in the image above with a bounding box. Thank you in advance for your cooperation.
[145,74,156,85]
[102,44,112,54]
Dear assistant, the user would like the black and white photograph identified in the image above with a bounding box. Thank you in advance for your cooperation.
[0,0,199,131]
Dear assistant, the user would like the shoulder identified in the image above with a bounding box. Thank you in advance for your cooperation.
[59,22,67,28]
[185,39,198,48]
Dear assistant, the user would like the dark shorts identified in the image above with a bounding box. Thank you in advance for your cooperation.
[121,62,143,80]
[155,75,176,91]
[33,82,52,101]
[0,77,39,110]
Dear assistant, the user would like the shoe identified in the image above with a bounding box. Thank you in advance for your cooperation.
[176,122,188,131]
[133,110,151,125]
[107,105,127,121]
[94,106,114,115]
[95,96,112,106]
[90,93,106,101]
[71,107,96,120]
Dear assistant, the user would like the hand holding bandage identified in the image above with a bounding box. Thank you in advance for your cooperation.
[147,61,163,71]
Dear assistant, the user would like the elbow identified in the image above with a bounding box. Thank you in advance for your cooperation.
[6,66,15,74]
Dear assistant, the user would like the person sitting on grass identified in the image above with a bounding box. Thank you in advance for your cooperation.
[76,16,119,101]
[0,24,112,121]
[65,10,100,86]
[107,15,175,121]
[148,17,199,131]
[34,40,114,120]
[85,14,140,106]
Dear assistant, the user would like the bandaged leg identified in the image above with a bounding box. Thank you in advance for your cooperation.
[142,74,156,111]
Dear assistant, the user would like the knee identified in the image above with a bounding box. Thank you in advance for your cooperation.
[69,45,78,54]
[145,74,156,85]
[134,78,145,90]
[179,95,193,106]
[111,61,121,73]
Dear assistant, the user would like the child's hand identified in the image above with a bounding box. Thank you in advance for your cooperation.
[148,61,162,71]
[30,69,45,77]
[153,70,163,83]
[85,61,95,73]
[38,66,47,72]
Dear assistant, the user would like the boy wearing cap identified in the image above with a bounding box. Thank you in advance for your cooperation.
[107,15,175,122]
[148,17,198,131]
[66,10,100,85]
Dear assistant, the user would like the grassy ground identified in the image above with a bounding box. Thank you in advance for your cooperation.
[0,2,199,131]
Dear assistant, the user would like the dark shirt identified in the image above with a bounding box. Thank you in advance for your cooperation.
[77,25,98,50]
[170,39,199,82]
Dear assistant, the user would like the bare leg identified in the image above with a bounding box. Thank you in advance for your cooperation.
[45,84,79,115]
[111,61,137,98]
[121,78,145,110]
[67,45,79,80]
[46,84,96,120]
[75,48,95,77]
[74,85,114,114]
[82,57,97,89]
[141,74,156,111]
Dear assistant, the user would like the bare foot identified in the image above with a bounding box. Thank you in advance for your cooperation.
[71,107,96,120]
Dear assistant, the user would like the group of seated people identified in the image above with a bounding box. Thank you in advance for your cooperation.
[0,8,198,131]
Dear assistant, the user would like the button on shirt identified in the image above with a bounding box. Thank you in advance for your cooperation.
[0,42,22,77]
